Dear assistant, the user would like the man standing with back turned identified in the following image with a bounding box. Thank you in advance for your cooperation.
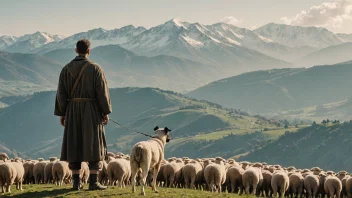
[54,39,112,190]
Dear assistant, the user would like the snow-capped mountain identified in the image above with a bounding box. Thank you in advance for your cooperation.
[337,33,352,42]
[118,19,291,75]
[0,36,17,49]
[3,32,65,53]
[35,25,146,54]
[254,23,344,49]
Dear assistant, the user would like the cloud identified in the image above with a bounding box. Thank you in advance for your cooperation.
[220,16,242,26]
[280,0,352,28]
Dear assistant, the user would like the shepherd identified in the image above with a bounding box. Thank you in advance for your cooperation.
[54,39,112,191]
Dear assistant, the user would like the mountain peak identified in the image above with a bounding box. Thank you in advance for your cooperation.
[165,18,188,29]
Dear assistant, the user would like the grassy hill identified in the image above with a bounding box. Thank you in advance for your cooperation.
[297,42,352,67]
[241,122,352,171]
[0,87,293,160]
[275,98,352,122]
[188,62,352,113]
[0,52,62,97]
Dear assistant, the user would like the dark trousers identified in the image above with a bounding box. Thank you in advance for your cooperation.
[69,161,100,171]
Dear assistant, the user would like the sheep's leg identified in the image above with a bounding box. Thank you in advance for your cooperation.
[152,165,160,192]
[140,169,149,196]
[131,166,138,193]
[253,184,258,196]
[5,184,11,193]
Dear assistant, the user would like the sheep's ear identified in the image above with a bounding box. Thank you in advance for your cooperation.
[164,127,172,133]
[154,126,159,131]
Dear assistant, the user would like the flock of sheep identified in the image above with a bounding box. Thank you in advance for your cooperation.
[0,151,351,198]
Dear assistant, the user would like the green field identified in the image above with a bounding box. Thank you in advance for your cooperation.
[3,184,246,198]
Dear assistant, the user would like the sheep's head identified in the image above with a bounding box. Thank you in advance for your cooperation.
[49,157,57,162]
[153,126,172,143]
[0,153,9,162]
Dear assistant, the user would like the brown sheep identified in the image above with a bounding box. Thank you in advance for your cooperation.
[324,175,342,198]
[304,174,320,198]
[0,162,17,193]
[288,173,304,198]
[271,171,290,198]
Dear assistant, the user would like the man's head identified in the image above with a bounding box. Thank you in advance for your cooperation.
[75,39,91,56]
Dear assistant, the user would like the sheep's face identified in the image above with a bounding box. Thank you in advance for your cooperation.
[154,126,172,143]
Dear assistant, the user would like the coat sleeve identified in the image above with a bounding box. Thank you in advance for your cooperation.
[95,67,112,115]
[54,67,69,116]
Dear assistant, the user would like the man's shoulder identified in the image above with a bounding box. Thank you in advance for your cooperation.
[87,60,104,72]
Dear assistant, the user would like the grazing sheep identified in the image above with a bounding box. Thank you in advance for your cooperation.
[107,158,131,187]
[304,174,320,198]
[0,162,17,193]
[23,161,35,184]
[163,159,184,188]
[33,161,48,184]
[226,165,244,194]
[182,160,203,189]
[341,175,351,198]
[44,160,57,184]
[98,160,109,185]
[324,175,342,198]
[319,173,328,198]
[11,160,24,191]
[130,126,171,196]
[271,171,290,198]
[242,167,263,196]
[0,153,9,162]
[52,161,70,186]
[204,157,226,193]
[288,173,304,198]
[261,170,273,197]
[345,176,352,198]
[80,162,90,184]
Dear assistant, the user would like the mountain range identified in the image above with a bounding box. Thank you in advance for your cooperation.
[188,61,352,114]
[1,19,351,68]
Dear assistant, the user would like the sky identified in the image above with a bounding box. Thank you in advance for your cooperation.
[1,0,352,36]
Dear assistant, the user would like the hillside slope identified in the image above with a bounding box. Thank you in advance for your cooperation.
[297,42,352,67]
[43,45,224,92]
[241,123,352,171]
[188,62,352,113]
[0,88,283,159]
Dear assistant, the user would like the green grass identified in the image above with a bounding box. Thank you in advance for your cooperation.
[3,184,245,198]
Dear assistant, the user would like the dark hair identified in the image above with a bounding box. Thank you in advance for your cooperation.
[76,39,91,54]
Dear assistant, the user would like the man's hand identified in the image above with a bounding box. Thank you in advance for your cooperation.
[102,114,109,125]
[60,116,65,126]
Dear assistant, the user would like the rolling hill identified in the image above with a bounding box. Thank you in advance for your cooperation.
[297,42,352,67]
[43,45,224,92]
[241,122,352,172]
[188,61,352,113]
[0,87,295,159]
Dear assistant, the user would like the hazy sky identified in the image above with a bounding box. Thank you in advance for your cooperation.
[1,0,352,36]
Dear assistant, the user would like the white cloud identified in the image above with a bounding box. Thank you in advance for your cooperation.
[280,0,352,28]
[220,16,242,26]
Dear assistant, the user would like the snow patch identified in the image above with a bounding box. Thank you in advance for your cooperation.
[181,36,204,47]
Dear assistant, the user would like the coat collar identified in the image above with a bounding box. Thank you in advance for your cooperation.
[73,56,88,61]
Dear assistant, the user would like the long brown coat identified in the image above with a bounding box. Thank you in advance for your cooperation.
[54,56,112,162]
